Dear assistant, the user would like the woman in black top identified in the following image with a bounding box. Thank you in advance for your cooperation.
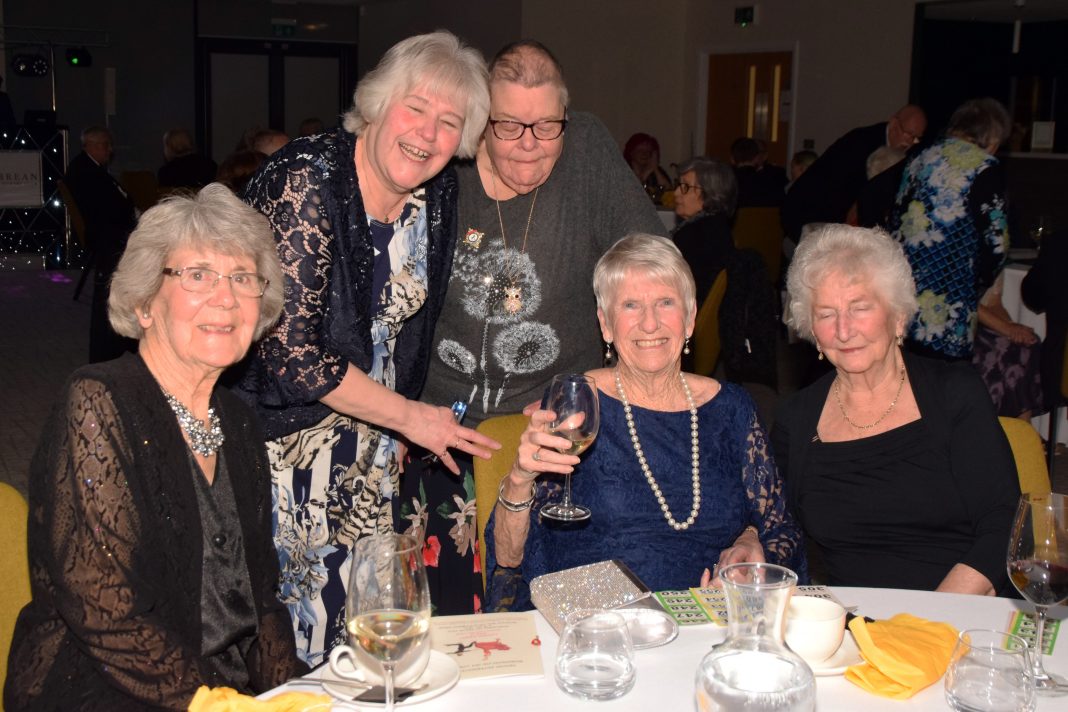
[772,224,1019,594]
[670,156,736,305]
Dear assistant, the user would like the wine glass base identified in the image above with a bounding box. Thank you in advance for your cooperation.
[541,503,591,522]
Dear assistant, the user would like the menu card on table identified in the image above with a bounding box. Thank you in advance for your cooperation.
[430,612,544,679]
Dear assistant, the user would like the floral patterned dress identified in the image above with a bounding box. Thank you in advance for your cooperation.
[890,137,1008,359]
[269,198,429,667]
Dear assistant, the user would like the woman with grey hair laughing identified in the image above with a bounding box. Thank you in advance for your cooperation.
[6,184,302,710]
[773,223,1018,595]
[484,233,803,609]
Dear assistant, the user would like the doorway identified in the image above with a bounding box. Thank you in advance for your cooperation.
[705,51,793,166]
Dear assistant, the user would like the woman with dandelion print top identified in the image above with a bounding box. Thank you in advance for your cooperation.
[401,41,664,615]
[889,98,1011,361]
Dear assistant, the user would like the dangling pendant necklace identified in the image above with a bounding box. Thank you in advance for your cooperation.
[833,364,907,430]
[489,167,538,316]
[615,370,702,531]
[162,389,224,457]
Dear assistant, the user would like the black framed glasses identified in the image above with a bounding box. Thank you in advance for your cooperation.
[489,118,568,141]
[162,267,268,298]
[674,181,701,195]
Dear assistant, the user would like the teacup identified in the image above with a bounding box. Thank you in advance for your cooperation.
[784,596,846,664]
[328,633,431,688]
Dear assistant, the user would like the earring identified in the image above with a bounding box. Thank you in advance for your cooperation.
[896,334,904,347]
[142,311,150,319]
[604,341,613,360]
[817,346,824,361]
[683,337,691,355]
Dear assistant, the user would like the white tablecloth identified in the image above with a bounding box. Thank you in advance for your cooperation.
[264,588,1068,711]
[1002,263,1067,445]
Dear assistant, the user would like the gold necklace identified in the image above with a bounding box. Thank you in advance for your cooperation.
[833,365,907,430]
[489,168,538,315]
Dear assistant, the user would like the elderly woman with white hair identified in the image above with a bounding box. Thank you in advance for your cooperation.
[484,234,803,609]
[234,31,498,665]
[5,185,301,710]
[773,224,1019,595]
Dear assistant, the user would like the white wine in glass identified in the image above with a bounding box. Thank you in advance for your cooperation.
[541,374,600,522]
[345,533,431,711]
[1006,492,1068,696]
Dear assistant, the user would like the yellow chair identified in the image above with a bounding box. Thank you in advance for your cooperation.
[692,270,728,377]
[732,207,783,285]
[472,414,529,590]
[999,417,1051,496]
[0,483,31,698]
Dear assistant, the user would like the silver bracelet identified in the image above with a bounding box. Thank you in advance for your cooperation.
[497,479,536,512]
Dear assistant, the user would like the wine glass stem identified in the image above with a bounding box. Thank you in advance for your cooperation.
[562,472,574,507]
[1030,606,1052,684]
[382,661,396,712]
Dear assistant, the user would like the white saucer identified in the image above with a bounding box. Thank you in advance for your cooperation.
[318,650,460,706]
[808,630,863,676]
[617,607,679,649]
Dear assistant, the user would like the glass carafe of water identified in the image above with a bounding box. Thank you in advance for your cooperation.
[694,563,815,711]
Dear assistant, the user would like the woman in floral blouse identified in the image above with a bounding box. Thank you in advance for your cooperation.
[235,32,496,667]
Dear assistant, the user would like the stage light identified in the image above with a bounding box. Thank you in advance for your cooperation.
[66,47,92,67]
[11,53,51,77]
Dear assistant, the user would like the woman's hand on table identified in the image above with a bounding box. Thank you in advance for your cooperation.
[700,527,766,587]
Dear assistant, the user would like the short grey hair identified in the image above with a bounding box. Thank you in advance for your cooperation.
[784,224,917,343]
[947,97,1011,151]
[109,183,284,341]
[677,156,737,216]
[489,40,570,110]
[81,125,110,145]
[594,234,697,322]
[342,31,490,158]
[865,146,905,179]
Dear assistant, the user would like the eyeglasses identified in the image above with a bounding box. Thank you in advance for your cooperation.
[488,118,568,141]
[675,181,701,195]
[162,267,268,298]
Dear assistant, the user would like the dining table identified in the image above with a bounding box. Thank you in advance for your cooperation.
[262,587,1068,711]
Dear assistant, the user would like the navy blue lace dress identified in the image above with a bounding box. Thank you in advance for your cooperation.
[484,382,805,610]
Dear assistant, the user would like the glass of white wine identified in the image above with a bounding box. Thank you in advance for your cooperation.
[333,533,430,712]
[540,373,600,522]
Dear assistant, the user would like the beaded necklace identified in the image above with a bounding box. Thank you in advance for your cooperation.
[162,390,224,457]
[614,370,701,531]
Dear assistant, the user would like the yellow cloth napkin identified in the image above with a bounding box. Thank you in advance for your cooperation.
[844,613,959,699]
[188,686,331,712]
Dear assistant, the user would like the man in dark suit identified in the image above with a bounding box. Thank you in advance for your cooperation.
[1022,230,1068,413]
[65,126,138,362]
[781,104,926,240]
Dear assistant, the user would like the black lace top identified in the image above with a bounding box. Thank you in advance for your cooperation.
[4,354,303,710]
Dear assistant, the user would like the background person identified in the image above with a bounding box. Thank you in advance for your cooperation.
[773,224,1018,594]
[158,127,217,190]
[4,185,300,710]
[406,40,666,615]
[623,132,673,204]
[235,31,495,666]
[671,156,737,305]
[485,234,803,608]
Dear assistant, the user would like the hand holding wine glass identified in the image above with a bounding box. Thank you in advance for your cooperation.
[1006,491,1068,695]
[330,533,431,711]
[541,374,600,522]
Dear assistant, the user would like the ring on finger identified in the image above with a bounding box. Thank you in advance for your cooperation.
[532,447,542,462]
[454,436,460,449]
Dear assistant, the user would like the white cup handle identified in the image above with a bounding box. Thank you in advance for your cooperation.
[328,645,368,682]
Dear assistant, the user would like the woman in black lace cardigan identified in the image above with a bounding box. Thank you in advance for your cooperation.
[234,31,498,667]
[4,185,302,710]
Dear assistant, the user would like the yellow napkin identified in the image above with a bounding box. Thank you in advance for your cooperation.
[844,613,959,699]
[188,686,331,712]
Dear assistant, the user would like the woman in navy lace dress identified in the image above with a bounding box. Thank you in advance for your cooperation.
[484,235,803,609]
[235,32,497,666]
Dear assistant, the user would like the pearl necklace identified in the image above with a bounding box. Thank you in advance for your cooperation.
[162,390,224,457]
[614,370,701,531]
[833,365,907,430]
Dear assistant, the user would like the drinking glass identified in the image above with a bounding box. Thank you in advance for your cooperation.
[555,610,636,700]
[1006,492,1068,695]
[540,374,600,522]
[945,629,1035,712]
[338,533,430,712]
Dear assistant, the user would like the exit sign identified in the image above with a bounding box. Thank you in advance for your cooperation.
[735,6,756,27]
[272,18,296,37]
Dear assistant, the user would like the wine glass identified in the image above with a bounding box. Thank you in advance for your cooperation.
[540,373,600,522]
[1006,492,1068,695]
[343,533,431,712]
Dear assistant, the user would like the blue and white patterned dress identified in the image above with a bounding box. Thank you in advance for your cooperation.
[890,137,1008,359]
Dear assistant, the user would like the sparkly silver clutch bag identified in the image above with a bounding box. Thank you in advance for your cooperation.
[530,559,652,633]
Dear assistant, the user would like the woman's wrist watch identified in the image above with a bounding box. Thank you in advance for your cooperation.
[497,479,536,512]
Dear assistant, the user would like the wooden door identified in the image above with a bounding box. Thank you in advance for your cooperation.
[706,51,792,166]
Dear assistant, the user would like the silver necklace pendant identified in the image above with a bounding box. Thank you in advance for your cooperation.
[503,284,523,314]
[162,389,224,457]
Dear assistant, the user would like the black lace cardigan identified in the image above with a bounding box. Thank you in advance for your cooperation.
[4,353,303,711]
[234,127,459,439]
